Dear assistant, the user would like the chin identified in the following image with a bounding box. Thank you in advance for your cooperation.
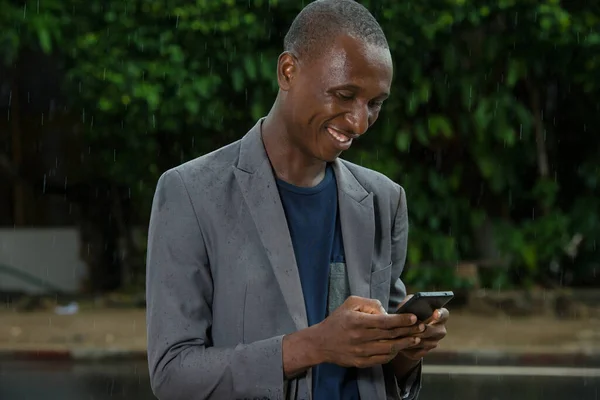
[318,150,343,163]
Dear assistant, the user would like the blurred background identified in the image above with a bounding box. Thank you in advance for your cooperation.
[0,0,599,399]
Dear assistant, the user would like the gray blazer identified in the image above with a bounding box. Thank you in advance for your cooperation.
[146,119,421,400]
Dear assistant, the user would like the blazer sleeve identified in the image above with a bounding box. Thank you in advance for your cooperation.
[146,169,285,400]
[386,184,423,400]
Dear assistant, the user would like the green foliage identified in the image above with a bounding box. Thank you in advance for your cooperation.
[2,0,599,289]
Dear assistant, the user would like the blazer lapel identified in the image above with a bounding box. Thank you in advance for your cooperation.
[333,160,382,400]
[233,120,308,332]
[332,160,375,300]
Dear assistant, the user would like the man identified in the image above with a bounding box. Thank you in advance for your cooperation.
[146,1,449,399]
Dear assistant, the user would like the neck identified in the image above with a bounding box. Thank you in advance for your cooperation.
[261,98,327,187]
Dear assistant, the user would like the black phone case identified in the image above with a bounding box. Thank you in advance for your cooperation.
[397,291,453,321]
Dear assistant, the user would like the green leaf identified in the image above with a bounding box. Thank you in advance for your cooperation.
[396,131,411,152]
[244,57,257,80]
[427,115,453,137]
[37,28,52,53]
[232,68,244,92]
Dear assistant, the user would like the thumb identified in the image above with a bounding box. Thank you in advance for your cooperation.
[395,294,414,312]
[348,296,387,315]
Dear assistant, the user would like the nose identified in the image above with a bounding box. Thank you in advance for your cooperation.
[345,103,370,136]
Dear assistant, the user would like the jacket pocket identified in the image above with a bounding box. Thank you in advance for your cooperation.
[370,262,392,304]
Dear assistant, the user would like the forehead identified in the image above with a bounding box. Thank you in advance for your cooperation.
[307,34,393,94]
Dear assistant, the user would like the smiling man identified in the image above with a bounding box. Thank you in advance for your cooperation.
[145,1,449,399]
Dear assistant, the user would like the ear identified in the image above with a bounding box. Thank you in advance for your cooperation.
[276,52,297,91]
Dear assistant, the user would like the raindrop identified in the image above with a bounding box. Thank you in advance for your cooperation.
[176,15,179,28]
[41,113,44,125]
[43,174,46,193]
[82,108,85,123]
[519,124,523,139]
[37,0,39,13]
[103,68,106,80]
[114,149,116,162]
[22,3,26,18]
[468,85,472,110]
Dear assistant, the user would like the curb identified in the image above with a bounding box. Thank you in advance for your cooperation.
[0,348,147,362]
[2,348,600,367]
[427,350,600,368]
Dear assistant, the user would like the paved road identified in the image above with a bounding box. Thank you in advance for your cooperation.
[0,361,597,399]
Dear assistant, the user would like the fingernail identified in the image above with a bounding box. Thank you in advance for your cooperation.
[414,337,421,344]
[419,324,425,331]
[410,315,417,324]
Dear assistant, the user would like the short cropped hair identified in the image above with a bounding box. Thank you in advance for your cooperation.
[283,0,389,59]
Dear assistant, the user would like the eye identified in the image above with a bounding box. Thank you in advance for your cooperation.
[369,99,385,109]
[337,91,354,101]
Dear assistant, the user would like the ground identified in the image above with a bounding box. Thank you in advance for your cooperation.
[1,307,599,359]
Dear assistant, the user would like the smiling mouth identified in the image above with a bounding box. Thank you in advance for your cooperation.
[327,127,351,143]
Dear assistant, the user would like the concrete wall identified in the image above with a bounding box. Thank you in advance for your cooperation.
[0,228,86,294]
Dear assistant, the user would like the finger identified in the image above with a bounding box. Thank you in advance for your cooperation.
[415,324,447,340]
[373,313,418,330]
[402,343,438,360]
[371,323,426,341]
[424,308,450,325]
[359,336,421,358]
[354,312,417,330]
[347,296,387,315]
[354,353,401,369]
[395,294,414,311]
[406,339,438,350]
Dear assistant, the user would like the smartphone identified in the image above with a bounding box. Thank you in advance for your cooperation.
[395,291,454,321]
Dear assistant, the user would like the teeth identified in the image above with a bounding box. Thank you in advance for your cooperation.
[327,127,350,143]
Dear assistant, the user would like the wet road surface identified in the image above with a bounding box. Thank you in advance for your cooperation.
[0,361,597,399]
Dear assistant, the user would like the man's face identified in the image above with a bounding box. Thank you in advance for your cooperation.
[280,34,393,162]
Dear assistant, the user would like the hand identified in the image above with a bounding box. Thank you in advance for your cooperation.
[311,296,425,369]
[399,302,449,361]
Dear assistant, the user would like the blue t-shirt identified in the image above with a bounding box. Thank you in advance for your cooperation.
[276,164,360,400]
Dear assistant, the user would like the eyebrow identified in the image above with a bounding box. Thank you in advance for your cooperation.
[331,84,389,100]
